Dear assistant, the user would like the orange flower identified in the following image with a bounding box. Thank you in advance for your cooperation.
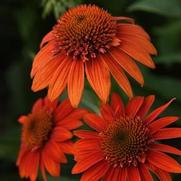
[73,93,181,181]
[16,97,86,181]
[31,4,157,107]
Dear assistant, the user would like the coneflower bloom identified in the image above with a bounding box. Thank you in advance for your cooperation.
[31,4,157,107]
[73,93,181,180]
[16,97,86,181]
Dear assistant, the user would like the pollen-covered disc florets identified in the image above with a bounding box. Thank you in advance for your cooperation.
[100,116,150,167]
[22,109,53,149]
[53,4,118,61]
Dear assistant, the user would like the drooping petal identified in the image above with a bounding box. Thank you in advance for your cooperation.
[85,57,111,104]
[102,54,133,98]
[145,98,175,124]
[147,151,181,173]
[31,42,56,77]
[31,56,62,91]
[83,113,107,132]
[137,95,155,119]
[118,24,150,40]
[80,160,109,181]
[118,34,157,55]
[126,96,144,118]
[68,59,84,107]
[151,143,181,155]
[149,116,179,133]
[118,42,155,68]
[151,167,172,181]
[48,57,72,101]
[152,128,181,140]
[109,49,144,85]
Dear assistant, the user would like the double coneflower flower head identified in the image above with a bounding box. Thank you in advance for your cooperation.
[31,4,157,107]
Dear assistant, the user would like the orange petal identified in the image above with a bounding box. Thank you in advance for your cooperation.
[153,169,171,181]
[100,103,114,123]
[18,116,27,124]
[44,140,67,163]
[85,57,111,104]
[32,98,44,113]
[111,93,125,116]
[145,98,175,124]
[109,49,144,86]
[68,60,84,107]
[42,153,60,177]
[52,127,72,142]
[40,31,54,48]
[126,96,144,118]
[57,118,82,130]
[80,160,109,181]
[31,42,56,77]
[151,143,181,155]
[74,130,99,139]
[55,99,74,121]
[152,128,181,140]
[31,56,61,91]
[119,34,157,55]
[48,57,72,101]
[59,141,74,154]
[137,95,155,119]
[118,23,150,40]
[147,151,181,173]
[127,166,141,181]
[139,164,153,181]
[119,42,155,69]
[83,113,106,132]
[72,151,104,174]
[102,54,133,98]
[149,116,179,133]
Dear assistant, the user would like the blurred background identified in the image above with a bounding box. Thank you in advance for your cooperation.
[0,0,181,180]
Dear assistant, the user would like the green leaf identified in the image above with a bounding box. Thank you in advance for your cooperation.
[128,0,181,18]
[153,20,181,64]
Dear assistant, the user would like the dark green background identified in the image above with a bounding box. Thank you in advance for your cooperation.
[0,0,181,180]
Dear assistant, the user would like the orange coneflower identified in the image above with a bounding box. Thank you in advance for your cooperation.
[16,97,86,181]
[31,4,157,107]
[73,93,181,181]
